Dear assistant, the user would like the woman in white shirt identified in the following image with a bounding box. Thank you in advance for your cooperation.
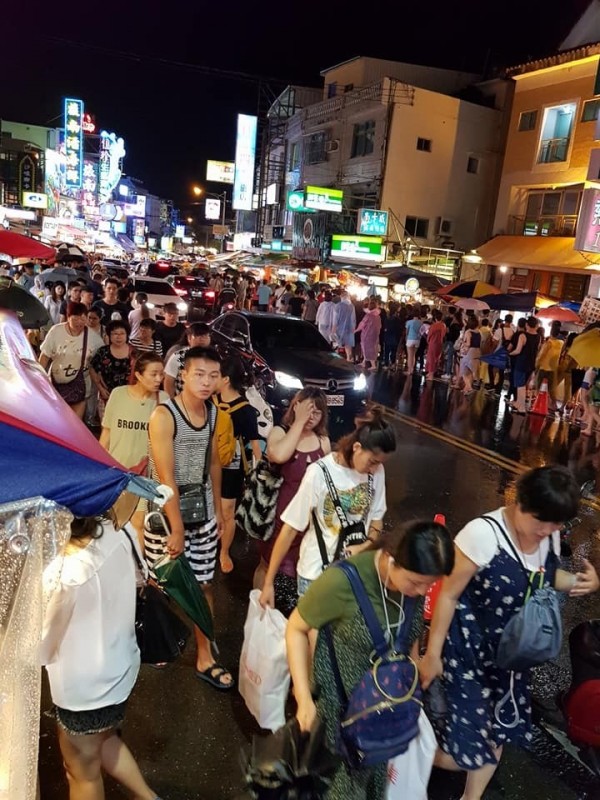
[260,405,395,606]
[41,515,161,800]
[44,280,66,326]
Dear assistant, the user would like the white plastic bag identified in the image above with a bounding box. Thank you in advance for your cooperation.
[239,589,290,732]
[385,709,437,800]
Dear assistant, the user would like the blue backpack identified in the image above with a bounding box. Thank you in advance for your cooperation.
[324,561,422,769]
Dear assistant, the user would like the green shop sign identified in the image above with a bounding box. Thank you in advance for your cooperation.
[331,234,385,263]
[286,190,316,213]
[304,185,343,212]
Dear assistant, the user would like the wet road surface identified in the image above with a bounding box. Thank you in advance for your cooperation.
[38,395,600,799]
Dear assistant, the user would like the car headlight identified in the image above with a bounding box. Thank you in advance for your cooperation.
[354,373,367,391]
[177,302,188,312]
[274,371,303,390]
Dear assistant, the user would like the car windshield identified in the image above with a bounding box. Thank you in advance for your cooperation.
[249,317,330,351]
[134,279,178,296]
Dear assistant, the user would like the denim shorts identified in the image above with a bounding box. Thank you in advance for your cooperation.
[297,575,314,597]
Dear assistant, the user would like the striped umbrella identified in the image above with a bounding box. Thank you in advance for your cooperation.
[436,280,501,298]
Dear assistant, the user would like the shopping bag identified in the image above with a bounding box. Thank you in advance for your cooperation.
[385,709,437,800]
[239,589,290,732]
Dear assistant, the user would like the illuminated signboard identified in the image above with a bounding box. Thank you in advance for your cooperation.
[98,131,126,203]
[45,148,65,216]
[124,195,147,217]
[42,217,59,238]
[206,160,235,184]
[64,97,84,189]
[22,192,48,209]
[205,198,221,220]
[232,114,257,211]
[286,190,316,213]
[82,112,96,134]
[575,187,600,253]
[358,208,388,236]
[330,234,386,263]
[304,185,343,213]
[175,224,185,238]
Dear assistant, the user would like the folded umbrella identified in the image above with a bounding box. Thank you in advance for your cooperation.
[153,553,214,640]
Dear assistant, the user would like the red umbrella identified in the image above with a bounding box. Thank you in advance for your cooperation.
[0,230,56,260]
[536,305,582,323]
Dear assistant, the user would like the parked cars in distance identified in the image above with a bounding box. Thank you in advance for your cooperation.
[130,276,188,320]
[209,310,368,435]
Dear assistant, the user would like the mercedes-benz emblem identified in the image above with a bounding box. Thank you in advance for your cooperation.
[327,379,338,391]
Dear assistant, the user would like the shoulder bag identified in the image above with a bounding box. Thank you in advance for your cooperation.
[324,561,422,768]
[51,326,88,405]
[123,528,190,663]
[313,463,373,567]
[481,515,562,671]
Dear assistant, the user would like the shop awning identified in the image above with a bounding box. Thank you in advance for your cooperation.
[477,235,600,274]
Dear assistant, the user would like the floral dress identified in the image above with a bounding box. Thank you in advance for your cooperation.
[90,345,132,392]
[439,527,559,768]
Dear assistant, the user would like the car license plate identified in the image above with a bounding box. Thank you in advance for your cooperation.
[326,394,344,406]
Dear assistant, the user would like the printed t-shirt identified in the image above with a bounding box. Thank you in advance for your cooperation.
[455,507,560,572]
[280,452,386,581]
[40,323,104,384]
[102,386,169,469]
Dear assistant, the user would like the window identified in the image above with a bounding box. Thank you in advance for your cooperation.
[289,141,301,170]
[549,275,561,297]
[416,137,432,152]
[582,99,600,122]
[305,132,327,165]
[405,216,429,238]
[344,83,354,93]
[350,120,375,158]
[327,83,337,98]
[467,156,479,174]
[537,103,576,164]
[518,110,538,131]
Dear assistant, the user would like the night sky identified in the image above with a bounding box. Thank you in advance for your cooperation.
[1,0,591,206]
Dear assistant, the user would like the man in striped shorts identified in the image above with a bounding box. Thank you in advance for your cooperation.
[147,345,233,690]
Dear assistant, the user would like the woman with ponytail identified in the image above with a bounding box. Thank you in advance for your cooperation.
[260,405,396,608]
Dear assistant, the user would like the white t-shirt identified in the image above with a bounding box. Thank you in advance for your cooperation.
[40,323,104,384]
[40,522,140,711]
[455,507,560,572]
[281,452,387,581]
[102,386,169,469]
[128,306,155,340]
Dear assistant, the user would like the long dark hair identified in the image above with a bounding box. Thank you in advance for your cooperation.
[336,405,396,467]
[135,292,149,319]
[379,520,455,576]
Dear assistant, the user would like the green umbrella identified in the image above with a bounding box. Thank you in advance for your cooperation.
[153,554,214,640]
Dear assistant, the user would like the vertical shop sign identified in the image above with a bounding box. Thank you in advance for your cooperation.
[64,98,84,189]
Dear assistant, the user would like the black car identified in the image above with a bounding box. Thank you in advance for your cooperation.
[167,275,217,318]
[210,311,368,434]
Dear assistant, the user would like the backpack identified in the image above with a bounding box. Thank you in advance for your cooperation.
[212,396,249,468]
[324,561,422,768]
[481,516,562,671]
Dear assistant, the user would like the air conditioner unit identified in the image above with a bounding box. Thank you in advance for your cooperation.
[435,217,454,236]
[325,139,340,153]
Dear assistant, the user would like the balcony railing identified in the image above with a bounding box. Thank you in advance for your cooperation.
[537,137,570,164]
[508,214,578,237]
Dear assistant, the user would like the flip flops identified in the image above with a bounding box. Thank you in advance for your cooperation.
[195,663,235,691]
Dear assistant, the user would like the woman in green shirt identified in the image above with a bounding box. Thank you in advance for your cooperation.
[286,519,454,800]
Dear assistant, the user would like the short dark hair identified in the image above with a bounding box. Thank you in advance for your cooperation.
[183,345,221,368]
[220,355,248,392]
[187,322,211,338]
[516,466,579,523]
[104,277,119,288]
[337,405,396,466]
[505,314,513,323]
[66,301,88,318]
[379,520,455,577]
[67,281,82,291]
[163,302,178,314]
[139,317,157,330]
[105,319,130,338]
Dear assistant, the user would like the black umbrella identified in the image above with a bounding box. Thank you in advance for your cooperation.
[0,277,50,329]
[54,242,87,262]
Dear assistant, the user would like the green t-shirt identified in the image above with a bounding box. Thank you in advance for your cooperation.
[297,551,409,633]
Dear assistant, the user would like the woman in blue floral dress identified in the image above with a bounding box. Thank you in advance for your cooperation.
[420,466,600,800]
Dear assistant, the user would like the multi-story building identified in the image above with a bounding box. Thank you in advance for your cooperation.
[477,3,600,301]
[257,57,511,279]
[0,120,55,218]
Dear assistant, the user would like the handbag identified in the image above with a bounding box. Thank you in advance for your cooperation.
[313,464,373,566]
[481,516,562,671]
[325,561,422,768]
[235,456,283,541]
[123,528,190,663]
[51,326,88,404]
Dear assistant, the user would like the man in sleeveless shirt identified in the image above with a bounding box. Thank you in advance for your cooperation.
[147,346,234,690]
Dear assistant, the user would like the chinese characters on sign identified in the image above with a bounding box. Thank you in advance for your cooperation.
[98,131,126,203]
[19,155,36,197]
[232,114,257,211]
[357,209,388,236]
[205,198,221,220]
[64,98,84,189]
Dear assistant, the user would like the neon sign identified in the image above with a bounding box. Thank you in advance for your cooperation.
[98,131,126,203]
[64,97,84,189]
[82,113,96,134]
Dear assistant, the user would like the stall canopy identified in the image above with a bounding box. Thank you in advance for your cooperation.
[0,311,160,515]
[342,264,450,293]
[478,291,552,311]
[476,235,600,273]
